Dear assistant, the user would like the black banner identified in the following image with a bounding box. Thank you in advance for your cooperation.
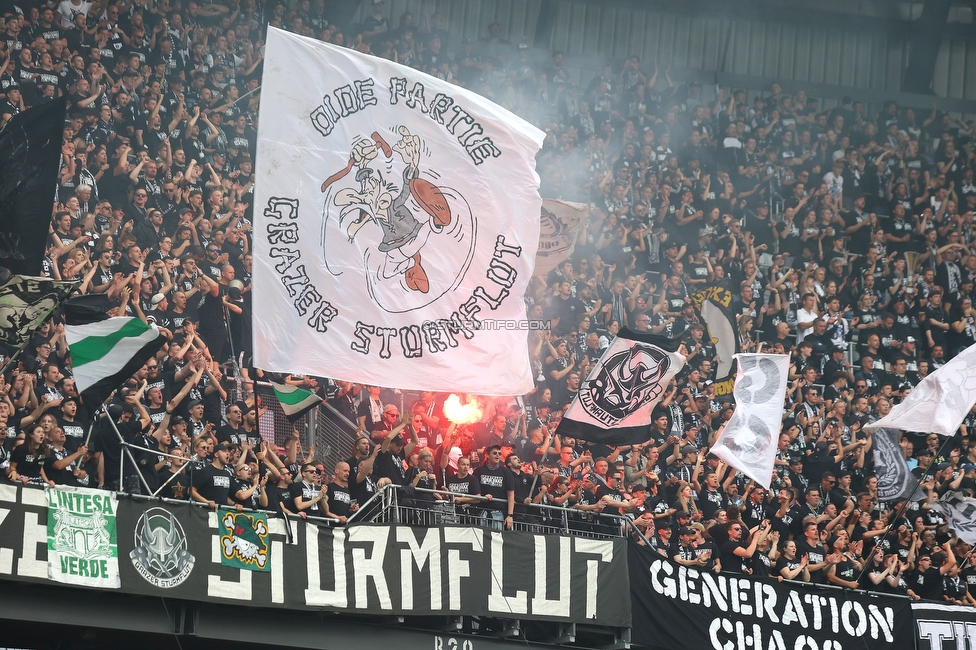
[0,487,631,627]
[914,602,976,650]
[0,276,78,348]
[0,97,67,277]
[629,543,914,650]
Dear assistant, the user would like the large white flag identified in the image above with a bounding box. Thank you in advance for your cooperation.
[253,28,545,394]
[711,353,790,488]
[864,342,976,436]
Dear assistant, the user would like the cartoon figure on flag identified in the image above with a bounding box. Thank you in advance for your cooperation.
[321,125,476,314]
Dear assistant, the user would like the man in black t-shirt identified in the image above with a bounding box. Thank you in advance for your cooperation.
[907,545,956,601]
[474,445,516,529]
[347,436,380,509]
[289,463,327,517]
[57,397,87,452]
[323,461,357,524]
[507,453,534,518]
[216,403,244,446]
[190,441,237,509]
[720,520,769,574]
[795,521,832,583]
[374,416,416,486]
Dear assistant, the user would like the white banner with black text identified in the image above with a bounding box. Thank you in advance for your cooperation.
[253,27,545,394]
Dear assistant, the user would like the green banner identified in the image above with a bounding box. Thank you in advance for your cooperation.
[47,486,119,588]
[218,509,271,572]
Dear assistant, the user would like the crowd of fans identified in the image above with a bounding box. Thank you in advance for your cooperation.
[1,0,976,606]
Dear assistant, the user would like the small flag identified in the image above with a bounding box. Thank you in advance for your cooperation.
[690,286,740,383]
[64,308,165,407]
[710,353,790,489]
[871,428,926,502]
[555,329,684,445]
[219,510,270,571]
[0,275,78,347]
[534,200,589,277]
[929,491,976,545]
[270,379,323,422]
[0,97,67,276]
[864,341,976,436]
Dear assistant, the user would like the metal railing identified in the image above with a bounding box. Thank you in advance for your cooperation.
[253,382,360,472]
[313,402,360,476]
[361,484,649,542]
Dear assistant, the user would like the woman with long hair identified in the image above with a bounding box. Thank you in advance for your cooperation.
[675,481,701,521]
[8,426,53,487]
[737,314,756,352]
[775,539,810,581]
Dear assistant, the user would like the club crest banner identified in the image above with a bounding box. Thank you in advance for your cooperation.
[556,329,685,445]
[253,28,545,394]
[46,486,119,588]
[219,509,271,572]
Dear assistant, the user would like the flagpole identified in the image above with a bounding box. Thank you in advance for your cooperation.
[83,406,102,447]
[0,347,24,377]
[151,453,199,497]
[104,411,154,495]
[854,430,956,586]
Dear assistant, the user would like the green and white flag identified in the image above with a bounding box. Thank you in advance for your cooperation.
[64,316,165,407]
[47,486,119,588]
[270,380,323,422]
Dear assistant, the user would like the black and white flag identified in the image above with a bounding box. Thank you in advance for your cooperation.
[0,275,78,348]
[710,353,790,488]
[872,428,926,502]
[929,491,976,545]
[555,329,684,445]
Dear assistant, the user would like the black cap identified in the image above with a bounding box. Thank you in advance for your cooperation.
[678,527,695,537]
[215,441,235,451]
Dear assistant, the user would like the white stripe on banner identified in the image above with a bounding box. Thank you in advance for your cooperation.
[65,319,161,392]
[710,353,790,488]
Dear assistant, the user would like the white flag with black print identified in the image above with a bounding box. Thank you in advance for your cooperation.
[711,353,790,489]
[555,329,685,446]
[929,491,976,545]
[253,27,545,394]
[864,342,976,436]
[533,200,589,277]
